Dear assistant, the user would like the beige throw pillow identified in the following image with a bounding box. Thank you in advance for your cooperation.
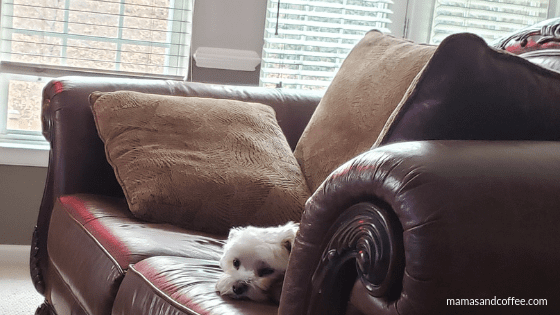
[294,30,436,191]
[90,91,310,235]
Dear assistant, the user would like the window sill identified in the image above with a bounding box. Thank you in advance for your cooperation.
[0,141,49,167]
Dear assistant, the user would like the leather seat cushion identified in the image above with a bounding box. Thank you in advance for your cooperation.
[47,193,225,315]
[113,256,279,315]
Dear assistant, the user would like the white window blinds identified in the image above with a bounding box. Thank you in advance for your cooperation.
[260,0,393,90]
[430,0,550,44]
[0,0,193,77]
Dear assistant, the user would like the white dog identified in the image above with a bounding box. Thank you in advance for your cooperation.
[216,221,299,303]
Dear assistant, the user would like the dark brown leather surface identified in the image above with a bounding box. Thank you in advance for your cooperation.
[113,256,279,315]
[44,259,88,315]
[48,197,125,315]
[281,140,560,315]
[47,194,225,315]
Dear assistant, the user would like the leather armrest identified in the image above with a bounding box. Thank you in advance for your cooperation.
[281,140,560,315]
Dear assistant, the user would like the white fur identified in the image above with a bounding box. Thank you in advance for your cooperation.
[216,221,299,303]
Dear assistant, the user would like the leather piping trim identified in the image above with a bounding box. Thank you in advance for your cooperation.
[127,264,204,315]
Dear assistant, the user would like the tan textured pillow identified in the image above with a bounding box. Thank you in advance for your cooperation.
[90,91,310,235]
[294,30,436,191]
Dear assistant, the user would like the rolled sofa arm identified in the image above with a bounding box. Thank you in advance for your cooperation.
[280,140,560,315]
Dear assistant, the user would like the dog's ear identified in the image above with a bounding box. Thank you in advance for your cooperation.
[280,223,298,254]
[282,238,293,254]
[227,227,242,241]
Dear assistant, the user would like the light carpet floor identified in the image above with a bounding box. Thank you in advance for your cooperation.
[0,245,44,315]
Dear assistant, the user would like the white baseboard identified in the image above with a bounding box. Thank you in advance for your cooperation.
[0,245,31,266]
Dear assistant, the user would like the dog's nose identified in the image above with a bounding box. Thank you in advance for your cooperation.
[232,281,248,295]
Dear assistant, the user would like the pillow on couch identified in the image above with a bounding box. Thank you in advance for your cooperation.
[375,32,560,146]
[90,91,310,235]
[294,30,436,191]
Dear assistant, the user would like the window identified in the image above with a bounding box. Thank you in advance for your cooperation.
[260,0,394,90]
[0,0,193,163]
[1,0,192,76]
[430,0,553,44]
[261,0,558,90]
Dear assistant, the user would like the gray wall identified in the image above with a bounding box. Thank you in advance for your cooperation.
[0,165,48,245]
[0,0,267,245]
[189,0,267,85]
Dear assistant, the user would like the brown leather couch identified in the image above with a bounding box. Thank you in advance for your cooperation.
[32,25,560,315]
[32,78,322,315]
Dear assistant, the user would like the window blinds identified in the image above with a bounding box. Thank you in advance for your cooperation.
[260,0,393,90]
[430,0,550,44]
[0,0,193,77]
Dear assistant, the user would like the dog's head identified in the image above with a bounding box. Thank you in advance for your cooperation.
[216,222,299,303]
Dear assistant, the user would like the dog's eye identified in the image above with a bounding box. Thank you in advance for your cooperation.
[233,258,240,269]
[258,267,275,277]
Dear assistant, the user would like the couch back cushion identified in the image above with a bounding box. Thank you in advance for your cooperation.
[90,91,310,235]
[294,31,436,191]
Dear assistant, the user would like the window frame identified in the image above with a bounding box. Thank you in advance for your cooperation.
[0,0,193,166]
[0,68,51,167]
